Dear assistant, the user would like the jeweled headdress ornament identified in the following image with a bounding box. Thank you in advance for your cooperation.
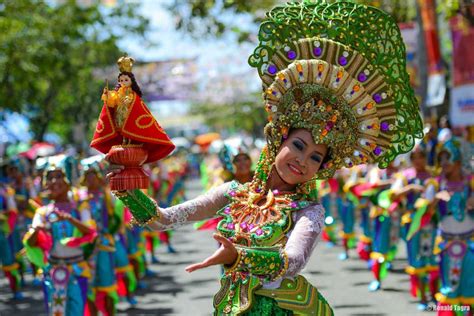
[41,155,77,185]
[249,0,423,181]
[437,139,462,163]
[117,54,134,73]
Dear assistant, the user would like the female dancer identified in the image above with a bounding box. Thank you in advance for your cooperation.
[23,165,96,315]
[108,1,422,314]
[434,139,473,314]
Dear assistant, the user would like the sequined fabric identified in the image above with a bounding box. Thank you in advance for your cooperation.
[243,296,292,316]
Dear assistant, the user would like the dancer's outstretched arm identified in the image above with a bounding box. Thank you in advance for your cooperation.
[185,204,325,279]
[114,182,231,230]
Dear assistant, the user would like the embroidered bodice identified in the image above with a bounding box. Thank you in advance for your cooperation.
[149,181,325,285]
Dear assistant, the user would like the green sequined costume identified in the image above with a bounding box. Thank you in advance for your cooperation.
[244,296,292,315]
[116,181,334,315]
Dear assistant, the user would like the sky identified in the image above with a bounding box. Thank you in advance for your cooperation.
[1,0,263,145]
[119,0,257,64]
[117,0,262,128]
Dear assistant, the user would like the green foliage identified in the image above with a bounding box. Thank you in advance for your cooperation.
[438,0,461,16]
[0,0,149,143]
[172,0,420,138]
[167,0,278,42]
[437,0,474,25]
[190,94,267,137]
[354,0,418,23]
[167,0,420,42]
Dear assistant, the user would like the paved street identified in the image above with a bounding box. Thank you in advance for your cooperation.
[0,179,435,315]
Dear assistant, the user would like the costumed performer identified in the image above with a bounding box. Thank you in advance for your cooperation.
[398,143,439,310]
[108,1,423,314]
[79,165,121,316]
[433,138,474,314]
[23,164,97,316]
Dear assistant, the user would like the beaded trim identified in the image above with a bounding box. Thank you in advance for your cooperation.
[218,180,310,245]
[273,250,289,281]
[224,245,289,282]
[113,189,161,226]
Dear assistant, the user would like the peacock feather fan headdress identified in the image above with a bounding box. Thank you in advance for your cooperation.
[249,0,423,180]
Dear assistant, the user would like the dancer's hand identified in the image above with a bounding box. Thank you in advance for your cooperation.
[106,164,125,180]
[435,190,451,202]
[101,87,108,102]
[54,210,73,222]
[185,234,238,273]
[410,184,424,192]
[32,223,48,232]
[53,210,94,236]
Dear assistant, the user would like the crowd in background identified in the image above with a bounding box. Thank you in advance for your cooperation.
[0,119,472,315]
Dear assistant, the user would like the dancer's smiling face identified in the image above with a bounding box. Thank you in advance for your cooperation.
[410,151,426,171]
[45,170,69,200]
[233,154,251,175]
[84,170,103,191]
[274,129,328,185]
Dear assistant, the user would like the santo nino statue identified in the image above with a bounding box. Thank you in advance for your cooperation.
[91,55,174,190]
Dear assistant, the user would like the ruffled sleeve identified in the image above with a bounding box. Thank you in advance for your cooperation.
[154,182,231,230]
[285,204,325,277]
[116,182,232,230]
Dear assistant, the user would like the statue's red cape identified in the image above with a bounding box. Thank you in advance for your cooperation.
[90,93,175,163]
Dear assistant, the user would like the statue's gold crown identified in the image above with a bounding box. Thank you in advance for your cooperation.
[117,54,134,73]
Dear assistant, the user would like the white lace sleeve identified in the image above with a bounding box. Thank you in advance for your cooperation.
[149,182,232,231]
[284,204,325,277]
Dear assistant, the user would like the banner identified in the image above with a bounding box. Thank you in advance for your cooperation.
[100,59,198,102]
[418,0,446,107]
[450,15,474,127]
[399,22,421,100]
[133,59,198,101]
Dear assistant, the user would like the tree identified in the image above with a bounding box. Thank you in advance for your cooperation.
[0,0,149,144]
[170,0,420,137]
[168,0,419,43]
[167,0,278,42]
[438,0,474,25]
[190,94,267,137]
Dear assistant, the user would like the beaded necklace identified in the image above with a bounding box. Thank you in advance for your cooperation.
[217,181,310,247]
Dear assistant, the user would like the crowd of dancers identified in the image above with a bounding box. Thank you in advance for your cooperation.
[0,152,187,315]
[0,124,472,315]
